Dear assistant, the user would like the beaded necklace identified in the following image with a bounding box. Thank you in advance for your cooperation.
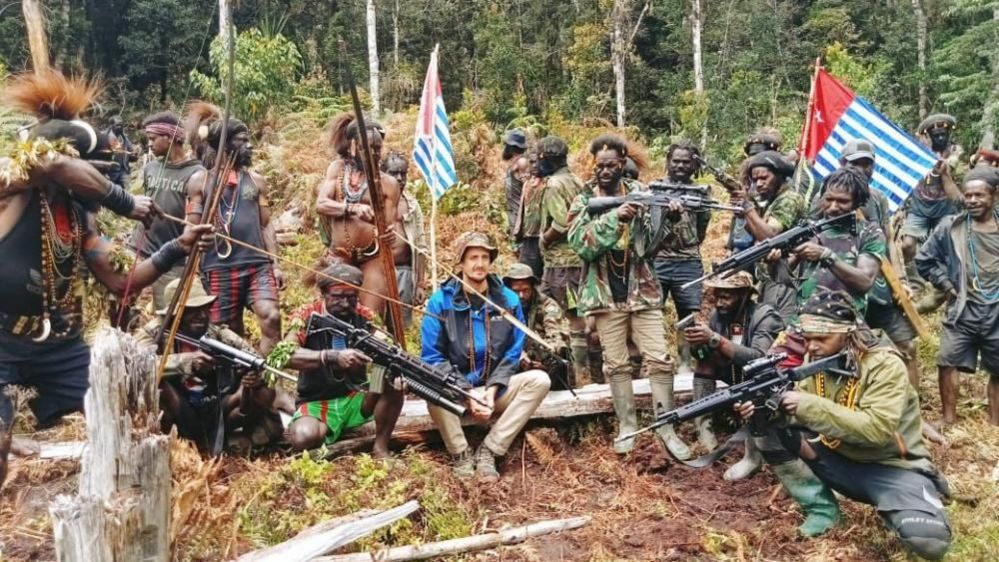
[966,214,999,301]
[37,194,83,341]
[815,371,860,449]
[341,161,369,203]
[465,287,491,379]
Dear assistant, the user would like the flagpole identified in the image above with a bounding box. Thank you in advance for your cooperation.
[429,44,440,291]
[798,56,822,202]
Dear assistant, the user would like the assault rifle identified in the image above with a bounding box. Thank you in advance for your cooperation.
[648,180,712,198]
[306,313,487,417]
[616,351,853,442]
[173,333,297,383]
[586,191,742,216]
[680,212,857,290]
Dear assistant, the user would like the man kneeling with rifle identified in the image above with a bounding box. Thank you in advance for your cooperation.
[735,290,951,559]
[283,263,404,458]
[137,279,283,456]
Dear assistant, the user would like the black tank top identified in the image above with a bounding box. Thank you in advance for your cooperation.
[201,171,270,271]
[0,191,82,322]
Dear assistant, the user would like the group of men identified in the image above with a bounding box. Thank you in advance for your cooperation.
[4,69,997,560]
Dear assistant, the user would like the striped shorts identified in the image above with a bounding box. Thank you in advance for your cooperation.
[202,264,278,325]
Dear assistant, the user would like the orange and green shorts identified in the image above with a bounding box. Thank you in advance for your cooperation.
[291,392,371,445]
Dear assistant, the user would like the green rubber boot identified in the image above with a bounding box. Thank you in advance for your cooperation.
[609,378,638,454]
[771,459,841,537]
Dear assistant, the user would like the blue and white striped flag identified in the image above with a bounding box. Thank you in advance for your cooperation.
[805,69,936,211]
[413,46,457,200]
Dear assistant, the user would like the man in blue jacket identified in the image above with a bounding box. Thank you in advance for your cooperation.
[917,166,999,427]
[421,232,551,481]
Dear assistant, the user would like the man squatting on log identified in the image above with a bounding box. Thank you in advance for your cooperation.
[0,70,210,457]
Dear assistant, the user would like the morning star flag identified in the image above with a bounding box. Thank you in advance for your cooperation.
[802,68,936,211]
[413,46,458,200]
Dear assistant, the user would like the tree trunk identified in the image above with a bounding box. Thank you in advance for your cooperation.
[691,0,707,147]
[22,0,49,70]
[218,0,231,41]
[912,0,928,120]
[980,6,999,149]
[367,0,381,114]
[49,329,170,562]
[612,0,630,127]
[393,0,400,67]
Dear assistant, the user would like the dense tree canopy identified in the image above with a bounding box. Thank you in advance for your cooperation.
[1,0,996,156]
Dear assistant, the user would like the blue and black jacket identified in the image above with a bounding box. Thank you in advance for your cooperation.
[420,274,526,389]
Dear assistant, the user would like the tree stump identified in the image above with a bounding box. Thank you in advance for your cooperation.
[49,327,170,562]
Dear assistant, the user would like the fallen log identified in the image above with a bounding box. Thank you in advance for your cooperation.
[236,500,420,562]
[322,375,702,456]
[313,516,591,562]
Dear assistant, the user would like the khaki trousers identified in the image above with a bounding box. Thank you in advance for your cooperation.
[593,308,674,385]
[427,369,550,456]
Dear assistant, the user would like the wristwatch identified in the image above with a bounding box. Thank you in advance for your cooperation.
[708,333,722,349]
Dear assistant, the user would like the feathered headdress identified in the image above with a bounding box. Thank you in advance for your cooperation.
[183,100,248,152]
[2,69,102,120]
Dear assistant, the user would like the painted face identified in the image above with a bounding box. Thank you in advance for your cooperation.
[803,332,850,359]
[181,305,211,338]
[323,286,360,319]
[667,148,696,183]
[750,166,781,200]
[594,149,625,192]
[845,158,875,180]
[461,247,493,284]
[821,186,856,218]
[507,279,535,309]
[963,181,996,220]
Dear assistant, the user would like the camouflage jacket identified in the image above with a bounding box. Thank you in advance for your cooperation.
[522,292,571,361]
[794,345,934,472]
[516,176,545,238]
[540,167,586,267]
[796,218,887,314]
[135,318,255,378]
[568,179,664,315]
[756,184,808,285]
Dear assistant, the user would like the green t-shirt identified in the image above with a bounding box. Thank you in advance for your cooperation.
[796,219,886,314]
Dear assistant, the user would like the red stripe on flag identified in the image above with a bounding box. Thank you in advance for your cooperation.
[803,69,856,162]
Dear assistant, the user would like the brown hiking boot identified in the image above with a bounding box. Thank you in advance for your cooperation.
[474,445,500,482]
[452,449,475,479]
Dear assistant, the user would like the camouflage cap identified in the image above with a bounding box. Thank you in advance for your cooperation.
[157,278,217,315]
[799,288,860,333]
[963,165,999,189]
[703,270,756,291]
[917,113,957,134]
[743,128,784,155]
[502,263,539,286]
[537,135,569,158]
[453,231,498,265]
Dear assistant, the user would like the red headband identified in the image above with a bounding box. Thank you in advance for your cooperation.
[144,122,185,141]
